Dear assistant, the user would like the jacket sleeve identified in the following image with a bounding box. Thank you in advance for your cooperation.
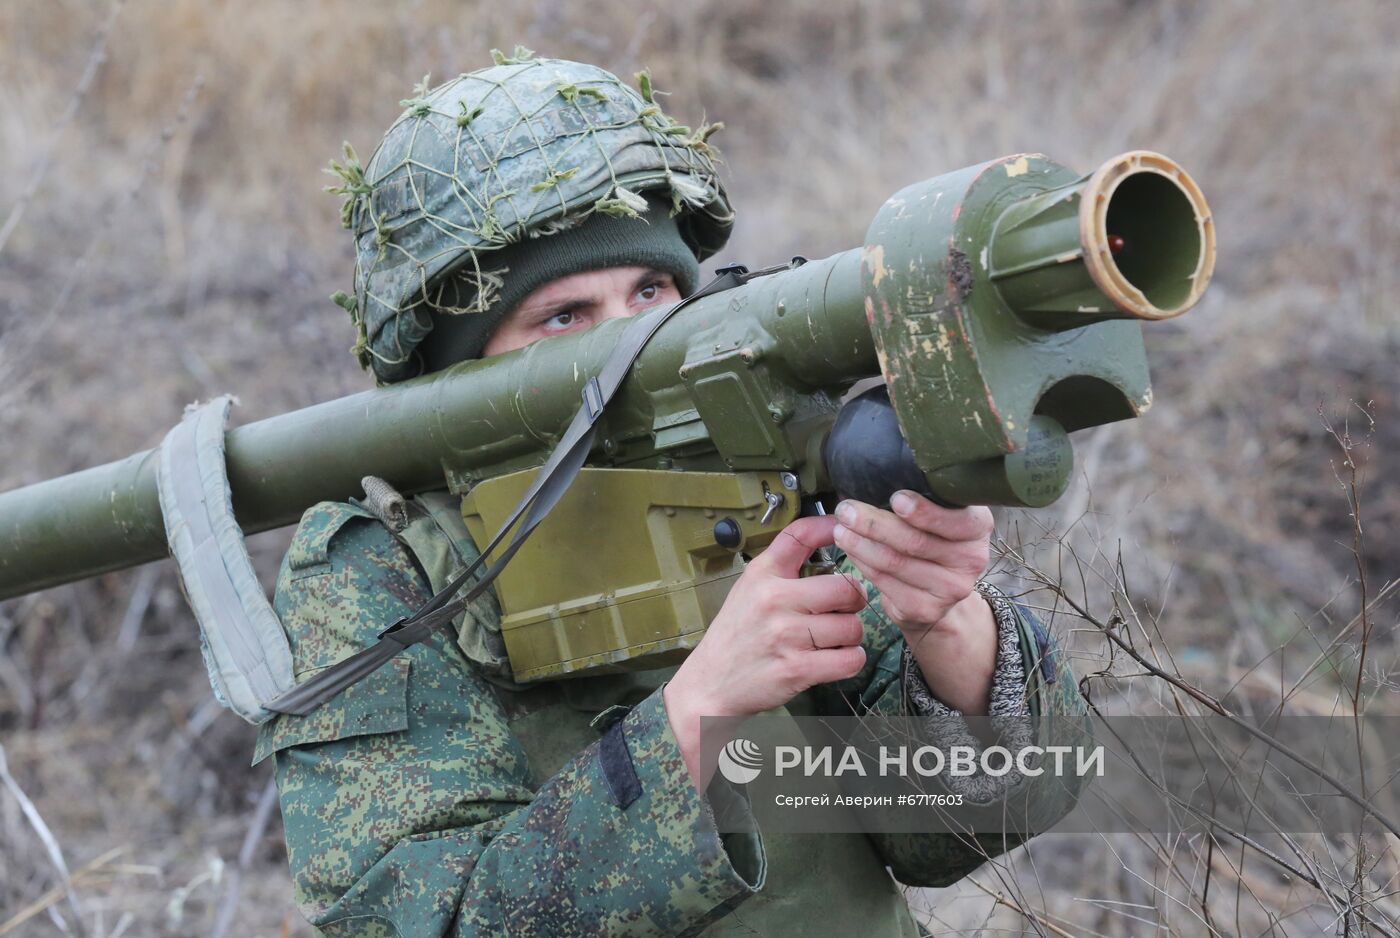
[256,503,765,938]
[803,551,1092,888]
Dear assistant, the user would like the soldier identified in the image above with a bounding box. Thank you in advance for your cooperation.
[259,52,1088,936]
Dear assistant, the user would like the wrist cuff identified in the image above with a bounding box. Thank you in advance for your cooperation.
[900,583,1034,803]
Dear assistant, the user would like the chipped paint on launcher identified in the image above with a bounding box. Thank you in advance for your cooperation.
[866,294,897,329]
[872,339,892,377]
[1004,156,1031,177]
[981,387,1015,449]
[934,323,955,361]
[864,244,889,288]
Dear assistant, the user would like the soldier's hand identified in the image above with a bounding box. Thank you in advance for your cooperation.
[833,491,998,716]
[831,492,993,636]
[663,515,867,791]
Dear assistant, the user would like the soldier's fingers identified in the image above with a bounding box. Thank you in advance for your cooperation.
[802,645,868,687]
[833,521,959,589]
[885,492,994,543]
[834,500,957,560]
[785,571,868,614]
[795,613,865,650]
[859,567,960,628]
[750,516,838,579]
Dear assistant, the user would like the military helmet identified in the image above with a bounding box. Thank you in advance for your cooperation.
[329,49,733,384]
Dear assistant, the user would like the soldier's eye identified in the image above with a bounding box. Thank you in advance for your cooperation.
[545,310,577,330]
[637,278,669,303]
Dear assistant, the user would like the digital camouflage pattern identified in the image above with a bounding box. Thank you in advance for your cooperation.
[327,51,732,383]
[257,499,1088,936]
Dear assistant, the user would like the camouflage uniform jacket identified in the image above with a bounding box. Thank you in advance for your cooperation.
[255,492,1089,937]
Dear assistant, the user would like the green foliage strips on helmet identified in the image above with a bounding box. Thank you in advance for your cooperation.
[328,49,733,384]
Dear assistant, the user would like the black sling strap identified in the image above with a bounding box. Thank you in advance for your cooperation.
[265,268,755,716]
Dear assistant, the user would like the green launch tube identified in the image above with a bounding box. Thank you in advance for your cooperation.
[0,150,1214,601]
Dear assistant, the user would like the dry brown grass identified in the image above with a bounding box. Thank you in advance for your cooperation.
[0,0,1396,934]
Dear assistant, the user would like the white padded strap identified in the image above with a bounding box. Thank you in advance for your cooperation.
[157,396,294,725]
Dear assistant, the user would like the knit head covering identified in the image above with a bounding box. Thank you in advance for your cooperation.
[419,197,699,370]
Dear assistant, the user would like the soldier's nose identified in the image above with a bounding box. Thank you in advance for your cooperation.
[598,298,634,321]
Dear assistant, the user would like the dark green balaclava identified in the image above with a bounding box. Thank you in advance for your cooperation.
[418,198,700,372]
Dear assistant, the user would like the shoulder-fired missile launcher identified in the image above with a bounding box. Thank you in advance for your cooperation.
[0,151,1214,683]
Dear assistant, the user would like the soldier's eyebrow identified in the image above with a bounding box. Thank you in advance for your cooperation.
[525,295,596,321]
[630,268,670,293]
[520,268,671,324]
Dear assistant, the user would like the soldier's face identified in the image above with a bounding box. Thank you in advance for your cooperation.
[482,266,681,357]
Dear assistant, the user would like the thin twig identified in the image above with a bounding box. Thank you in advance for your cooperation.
[1320,401,1379,937]
[967,876,1078,938]
[0,846,125,937]
[116,566,160,653]
[1,74,206,374]
[1004,539,1400,842]
[0,0,126,258]
[0,743,85,935]
[208,777,279,938]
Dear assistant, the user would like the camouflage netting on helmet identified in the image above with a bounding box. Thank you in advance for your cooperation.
[326,48,733,384]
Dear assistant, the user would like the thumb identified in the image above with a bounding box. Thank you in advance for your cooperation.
[749,515,837,579]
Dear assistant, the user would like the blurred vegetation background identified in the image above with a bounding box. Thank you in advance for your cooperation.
[0,0,1396,934]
